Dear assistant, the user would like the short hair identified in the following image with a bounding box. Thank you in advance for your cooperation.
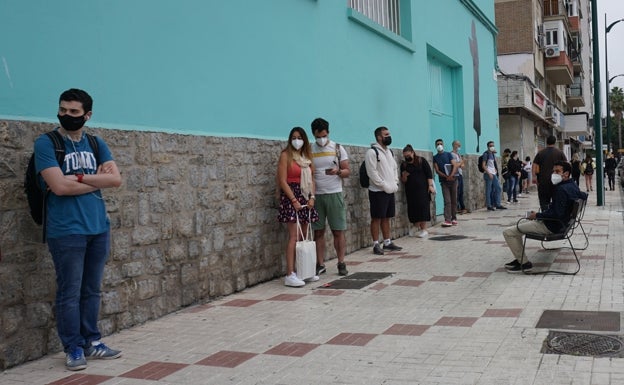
[487,141,494,147]
[435,138,443,145]
[403,144,414,153]
[546,135,557,145]
[59,88,93,113]
[503,148,511,154]
[374,126,388,138]
[311,118,329,134]
[511,150,518,158]
[554,160,571,175]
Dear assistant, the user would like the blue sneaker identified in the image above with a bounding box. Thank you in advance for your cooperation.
[66,346,87,371]
[84,342,122,359]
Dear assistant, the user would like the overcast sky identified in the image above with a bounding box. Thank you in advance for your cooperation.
[598,0,624,111]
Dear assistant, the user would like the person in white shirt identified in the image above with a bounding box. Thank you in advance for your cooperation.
[365,126,402,255]
[310,118,350,276]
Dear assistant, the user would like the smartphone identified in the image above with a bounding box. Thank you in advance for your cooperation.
[325,168,333,175]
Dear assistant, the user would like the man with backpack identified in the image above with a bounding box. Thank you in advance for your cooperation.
[480,141,506,211]
[34,89,122,370]
[310,118,350,276]
[365,126,402,255]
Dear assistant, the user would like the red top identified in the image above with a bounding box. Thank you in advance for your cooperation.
[287,161,301,183]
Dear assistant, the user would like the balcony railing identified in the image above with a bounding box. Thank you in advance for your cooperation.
[348,0,400,35]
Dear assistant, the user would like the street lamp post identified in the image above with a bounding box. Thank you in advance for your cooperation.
[604,16,624,154]
[592,0,603,206]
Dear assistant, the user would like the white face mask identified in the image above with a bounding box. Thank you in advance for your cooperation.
[457,146,461,152]
[489,146,496,152]
[315,137,328,147]
[551,173,563,185]
[436,145,444,152]
[291,139,304,150]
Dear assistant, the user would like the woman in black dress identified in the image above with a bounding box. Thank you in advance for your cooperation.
[570,153,581,186]
[400,145,435,238]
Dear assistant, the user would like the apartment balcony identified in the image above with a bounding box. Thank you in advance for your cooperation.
[543,0,569,21]
[562,112,591,136]
[566,83,585,108]
[544,49,574,85]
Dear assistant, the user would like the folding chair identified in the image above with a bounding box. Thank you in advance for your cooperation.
[517,198,587,275]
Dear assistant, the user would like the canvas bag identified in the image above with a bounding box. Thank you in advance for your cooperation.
[295,213,316,280]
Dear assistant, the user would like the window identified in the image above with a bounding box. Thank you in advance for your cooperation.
[545,29,559,46]
[566,0,578,17]
[348,0,400,35]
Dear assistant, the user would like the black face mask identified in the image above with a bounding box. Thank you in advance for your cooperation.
[405,156,413,163]
[382,136,392,146]
[57,114,86,131]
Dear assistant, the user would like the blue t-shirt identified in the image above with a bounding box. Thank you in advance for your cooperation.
[432,151,454,181]
[34,129,114,239]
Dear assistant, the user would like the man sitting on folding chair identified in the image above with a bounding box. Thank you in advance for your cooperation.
[502,161,588,273]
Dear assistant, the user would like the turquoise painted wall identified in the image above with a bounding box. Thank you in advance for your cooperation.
[0,0,498,153]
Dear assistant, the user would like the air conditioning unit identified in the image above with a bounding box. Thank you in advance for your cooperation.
[545,46,560,58]
[545,105,555,120]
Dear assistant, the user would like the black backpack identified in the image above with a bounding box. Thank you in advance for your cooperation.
[359,146,381,188]
[477,153,486,173]
[24,130,99,241]
[584,161,594,175]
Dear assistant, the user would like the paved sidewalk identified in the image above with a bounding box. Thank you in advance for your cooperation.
[2,185,624,385]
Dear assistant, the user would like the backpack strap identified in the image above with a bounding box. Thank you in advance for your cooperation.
[85,133,100,166]
[371,145,380,161]
[46,130,66,168]
[335,143,341,163]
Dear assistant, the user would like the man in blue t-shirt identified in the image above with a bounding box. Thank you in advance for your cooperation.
[432,138,459,227]
[35,89,122,371]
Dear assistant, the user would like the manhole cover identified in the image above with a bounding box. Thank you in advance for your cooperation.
[542,331,624,357]
[318,272,394,290]
[319,279,378,289]
[536,310,621,332]
[429,235,468,241]
[344,272,394,280]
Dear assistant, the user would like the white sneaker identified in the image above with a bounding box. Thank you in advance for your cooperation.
[408,227,416,237]
[304,275,320,282]
[417,230,428,238]
[284,273,305,287]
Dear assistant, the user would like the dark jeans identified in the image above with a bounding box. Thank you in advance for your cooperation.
[456,175,465,210]
[506,175,518,201]
[48,231,110,352]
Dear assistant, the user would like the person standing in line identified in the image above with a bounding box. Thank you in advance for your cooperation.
[604,153,617,191]
[522,156,533,194]
[481,141,507,211]
[580,154,595,192]
[365,126,402,255]
[400,144,435,237]
[501,148,511,193]
[532,135,567,211]
[309,118,349,276]
[277,127,320,287]
[34,89,122,370]
[432,138,459,226]
[451,140,468,214]
[570,153,581,186]
[506,150,522,203]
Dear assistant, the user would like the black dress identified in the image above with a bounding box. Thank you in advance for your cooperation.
[401,158,433,223]
[571,160,581,185]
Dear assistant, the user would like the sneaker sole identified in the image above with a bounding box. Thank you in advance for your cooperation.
[66,363,87,371]
[86,352,122,360]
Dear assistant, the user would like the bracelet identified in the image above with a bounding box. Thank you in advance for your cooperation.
[76,173,84,183]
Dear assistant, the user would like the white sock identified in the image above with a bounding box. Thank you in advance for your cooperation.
[384,239,391,245]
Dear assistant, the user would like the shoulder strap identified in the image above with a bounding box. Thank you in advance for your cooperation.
[85,133,100,166]
[46,130,65,167]
[371,145,380,161]
[335,143,341,163]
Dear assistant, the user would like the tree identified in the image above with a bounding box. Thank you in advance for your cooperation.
[609,86,624,151]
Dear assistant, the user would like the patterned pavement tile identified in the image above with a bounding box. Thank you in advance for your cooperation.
[326,333,377,346]
[383,324,430,336]
[120,362,189,380]
[264,342,320,357]
[196,350,258,368]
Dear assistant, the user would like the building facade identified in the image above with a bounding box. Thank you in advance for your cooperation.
[495,0,594,161]
[0,0,498,368]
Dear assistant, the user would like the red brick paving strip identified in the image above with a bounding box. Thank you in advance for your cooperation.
[345,261,363,266]
[121,362,189,380]
[429,276,459,282]
[312,289,345,296]
[369,283,388,291]
[462,272,492,278]
[196,350,258,368]
[326,333,377,346]
[482,308,523,317]
[264,342,321,357]
[434,317,478,327]
[221,299,262,307]
[383,324,430,336]
[398,254,422,259]
[392,279,424,287]
[369,258,392,262]
[48,374,113,385]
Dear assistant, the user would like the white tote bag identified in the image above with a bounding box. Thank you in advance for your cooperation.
[295,213,316,281]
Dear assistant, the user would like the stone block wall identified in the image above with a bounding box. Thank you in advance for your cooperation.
[0,119,488,368]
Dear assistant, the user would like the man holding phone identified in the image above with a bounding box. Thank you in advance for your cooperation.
[310,118,350,276]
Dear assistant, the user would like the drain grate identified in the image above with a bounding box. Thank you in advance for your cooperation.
[318,272,394,290]
[542,331,624,357]
[429,235,468,241]
[536,310,620,332]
